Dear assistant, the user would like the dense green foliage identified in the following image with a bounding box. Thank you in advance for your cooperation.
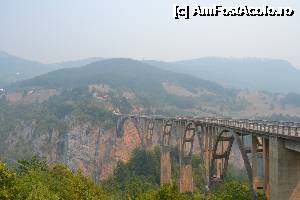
[0,157,108,200]
[0,162,16,199]
[0,149,266,200]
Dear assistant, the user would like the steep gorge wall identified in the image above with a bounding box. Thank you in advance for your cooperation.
[2,117,142,182]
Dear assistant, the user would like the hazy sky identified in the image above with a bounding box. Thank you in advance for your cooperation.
[0,0,299,68]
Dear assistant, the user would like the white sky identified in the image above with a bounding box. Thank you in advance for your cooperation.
[0,0,299,68]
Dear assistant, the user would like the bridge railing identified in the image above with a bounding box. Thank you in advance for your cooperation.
[116,114,300,138]
[199,117,300,138]
[193,117,300,138]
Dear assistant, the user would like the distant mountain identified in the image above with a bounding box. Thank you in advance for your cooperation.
[4,52,299,94]
[17,58,223,91]
[0,52,106,87]
[54,57,104,68]
[7,58,300,118]
[14,58,243,113]
[18,58,227,93]
[146,58,300,94]
[0,51,58,87]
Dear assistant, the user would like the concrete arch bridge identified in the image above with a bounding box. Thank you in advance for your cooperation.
[115,114,300,200]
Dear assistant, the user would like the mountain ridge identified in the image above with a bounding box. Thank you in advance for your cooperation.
[15,58,228,96]
[146,57,300,93]
[54,57,104,69]
[1,50,300,94]
[0,51,58,87]
[8,58,246,116]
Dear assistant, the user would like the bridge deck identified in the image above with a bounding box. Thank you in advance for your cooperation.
[117,114,300,141]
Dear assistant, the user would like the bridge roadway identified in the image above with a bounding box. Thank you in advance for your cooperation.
[118,114,300,140]
[116,114,300,200]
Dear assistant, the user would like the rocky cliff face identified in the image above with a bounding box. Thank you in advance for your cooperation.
[3,117,142,183]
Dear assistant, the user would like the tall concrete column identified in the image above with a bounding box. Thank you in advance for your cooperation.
[208,126,213,187]
[180,123,195,193]
[216,130,223,179]
[161,149,171,185]
[252,135,258,190]
[212,127,223,180]
[180,164,193,193]
[204,125,210,184]
[161,122,172,185]
[263,138,270,200]
[269,138,300,200]
[252,136,264,191]
[196,126,205,159]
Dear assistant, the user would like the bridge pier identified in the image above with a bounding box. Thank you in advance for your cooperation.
[180,123,195,193]
[269,137,300,200]
[214,128,223,182]
[161,150,172,185]
[161,122,172,185]
[204,125,212,187]
[207,126,219,188]
[252,136,264,192]
[204,125,208,182]
[263,138,270,200]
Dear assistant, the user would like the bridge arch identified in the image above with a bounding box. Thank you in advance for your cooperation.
[208,129,256,198]
[209,129,234,187]
[144,120,155,148]
[116,116,144,144]
[162,120,172,148]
